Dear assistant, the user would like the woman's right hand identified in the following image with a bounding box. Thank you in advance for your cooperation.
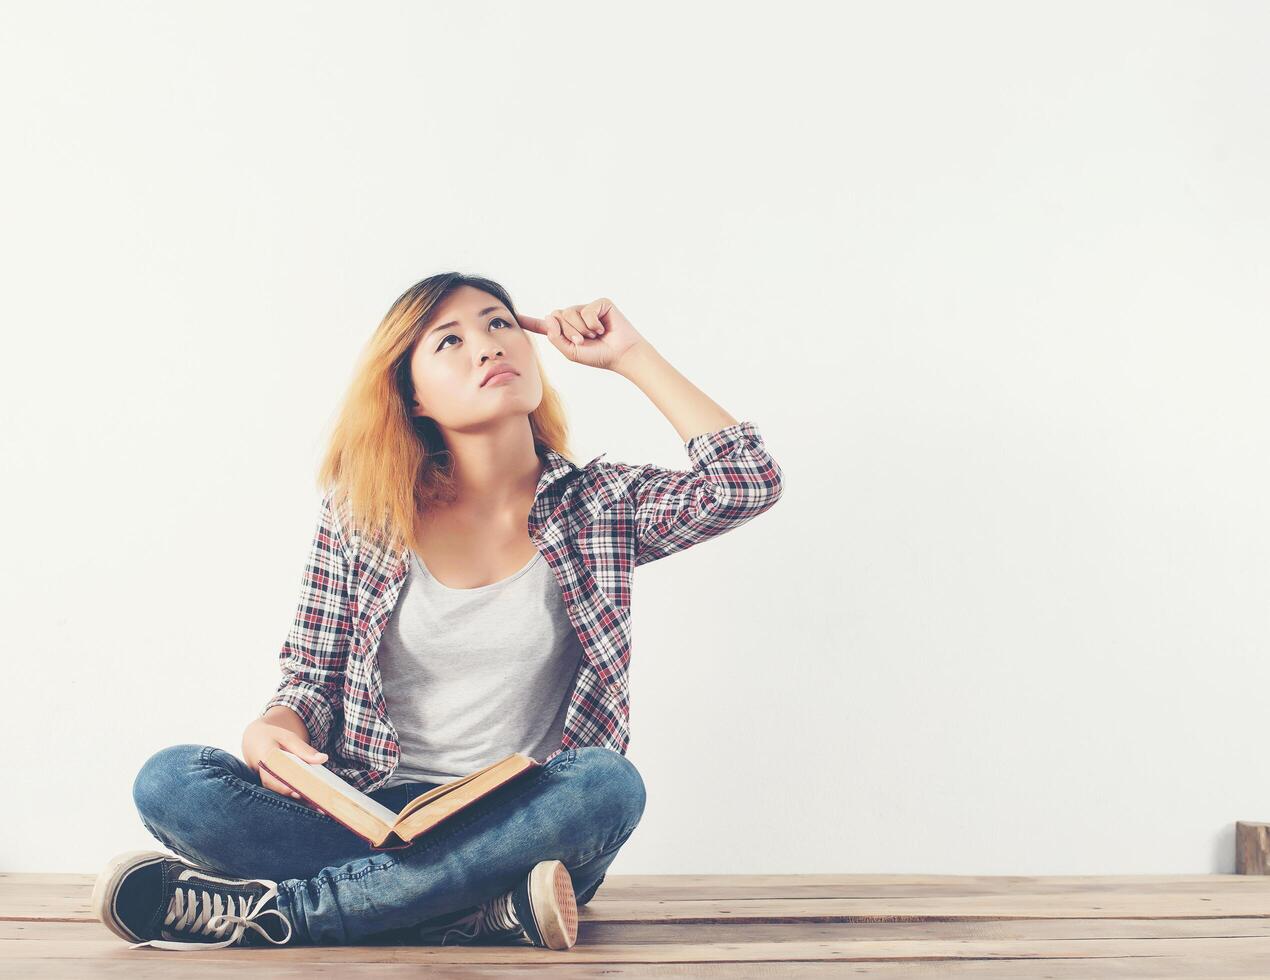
[242,718,329,801]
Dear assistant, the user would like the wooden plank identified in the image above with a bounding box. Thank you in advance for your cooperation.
[9,965,1270,980]
[13,917,1270,942]
[9,925,1270,969]
[7,873,1270,921]
[9,871,1270,890]
[9,895,1270,925]
[7,916,1270,944]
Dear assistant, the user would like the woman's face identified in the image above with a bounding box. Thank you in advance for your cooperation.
[407,285,543,433]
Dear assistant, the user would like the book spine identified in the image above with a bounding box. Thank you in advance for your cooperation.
[370,837,414,852]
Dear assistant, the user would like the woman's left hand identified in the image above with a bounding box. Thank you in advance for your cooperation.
[518,298,648,372]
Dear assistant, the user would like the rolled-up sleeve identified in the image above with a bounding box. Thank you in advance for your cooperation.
[259,491,351,750]
[622,419,784,566]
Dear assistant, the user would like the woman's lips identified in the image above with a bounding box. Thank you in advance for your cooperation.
[482,369,519,386]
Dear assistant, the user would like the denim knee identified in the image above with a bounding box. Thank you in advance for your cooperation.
[132,743,207,825]
[572,746,647,835]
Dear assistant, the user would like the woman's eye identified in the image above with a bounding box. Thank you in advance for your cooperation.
[436,317,515,351]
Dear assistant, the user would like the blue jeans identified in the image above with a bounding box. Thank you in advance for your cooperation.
[131,743,646,945]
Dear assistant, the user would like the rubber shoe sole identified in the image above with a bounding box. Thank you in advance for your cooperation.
[518,859,578,950]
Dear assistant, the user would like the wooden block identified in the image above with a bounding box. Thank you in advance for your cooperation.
[1235,822,1270,874]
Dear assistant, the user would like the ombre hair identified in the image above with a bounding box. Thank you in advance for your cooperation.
[315,273,574,557]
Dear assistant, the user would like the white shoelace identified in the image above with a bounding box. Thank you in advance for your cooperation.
[129,878,292,951]
[424,891,528,945]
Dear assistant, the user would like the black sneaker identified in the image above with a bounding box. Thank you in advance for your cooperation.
[91,849,295,950]
[414,858,578,950]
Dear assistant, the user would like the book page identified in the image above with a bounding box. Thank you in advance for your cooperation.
[397,755,538,823]
[398,769,481,819]
[278,749,400,827]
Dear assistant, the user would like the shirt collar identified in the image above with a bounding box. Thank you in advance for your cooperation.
[535,445,606,498]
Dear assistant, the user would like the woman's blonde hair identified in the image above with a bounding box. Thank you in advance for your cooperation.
[315,273,573,557]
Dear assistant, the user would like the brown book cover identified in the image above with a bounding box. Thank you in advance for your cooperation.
[260,748,542,850]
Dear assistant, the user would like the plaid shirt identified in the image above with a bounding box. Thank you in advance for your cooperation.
[260,419,784,793]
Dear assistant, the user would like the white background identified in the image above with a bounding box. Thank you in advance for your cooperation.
[2,1,1266,876]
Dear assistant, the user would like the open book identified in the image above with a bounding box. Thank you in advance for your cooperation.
[260,747,542,851]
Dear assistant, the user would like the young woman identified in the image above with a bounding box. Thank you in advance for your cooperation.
[92,274,784,952]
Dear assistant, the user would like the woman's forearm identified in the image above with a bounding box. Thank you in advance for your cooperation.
[612,342,738,444]
[257,705,313,744]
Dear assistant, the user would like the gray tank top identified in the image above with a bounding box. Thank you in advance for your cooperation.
[376,546,585,788]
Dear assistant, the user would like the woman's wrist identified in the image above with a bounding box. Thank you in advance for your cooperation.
[611,340,659,381]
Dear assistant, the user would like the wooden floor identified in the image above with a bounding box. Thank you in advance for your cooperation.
[5,869,1270,977]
